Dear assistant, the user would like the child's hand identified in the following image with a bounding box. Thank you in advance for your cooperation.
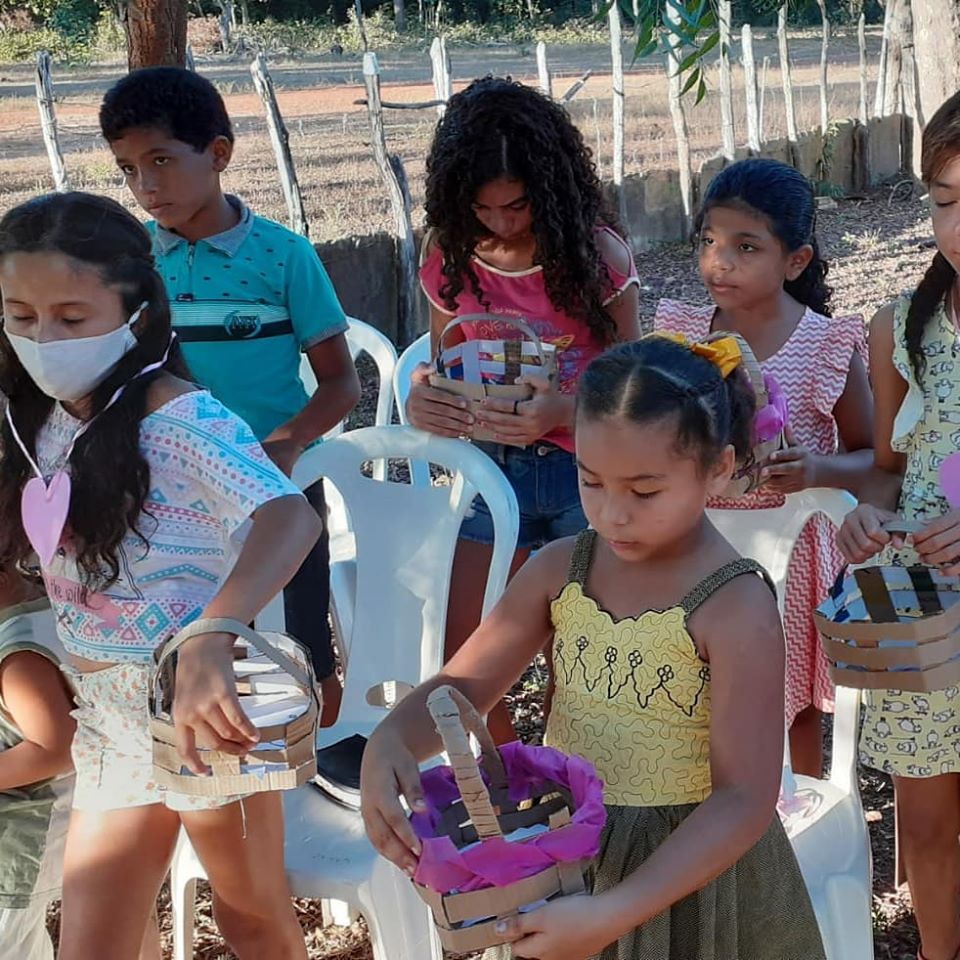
[360,728,427,876]
[172,631,259,775]
[837,504,903,563]
[913,510,960,574]
[476,373,569,446]
[759,426,817,494]
[406,362,476,438]
[495,895,615,960]
[261,437,305,478]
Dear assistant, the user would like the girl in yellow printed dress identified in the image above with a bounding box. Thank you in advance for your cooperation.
[655,158,874,778]
[839,92,960,960]
[360,334,824,960]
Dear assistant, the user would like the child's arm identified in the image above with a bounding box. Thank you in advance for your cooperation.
[761,340,874,495]
[172,494,322,773]
[262,334,361,476]
[0,651,75,790]
[838,304,909,563]
[361,541,568,875]
[498,574,784,960]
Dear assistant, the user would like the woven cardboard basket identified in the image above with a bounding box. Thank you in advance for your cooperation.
[150,617,319,796]
[428,314,557,447]
[815,550,960,692]
[413,686,590,953]
[713,331,787,498]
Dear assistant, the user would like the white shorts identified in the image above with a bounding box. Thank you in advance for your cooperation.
[63,663,245,813]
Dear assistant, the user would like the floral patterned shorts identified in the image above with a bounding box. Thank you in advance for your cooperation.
[63,662,245,812]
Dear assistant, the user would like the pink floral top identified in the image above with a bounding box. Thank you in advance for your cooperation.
[420,227,639,452]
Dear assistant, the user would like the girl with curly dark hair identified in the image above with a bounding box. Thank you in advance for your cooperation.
[655,158,874,779]
[0,191,320,960]
[838,91,960,960]
[405,77,640,741]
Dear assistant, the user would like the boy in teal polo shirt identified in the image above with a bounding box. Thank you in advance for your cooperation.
[99,68,360,723]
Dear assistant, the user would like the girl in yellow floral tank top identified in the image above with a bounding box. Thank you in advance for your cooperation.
[360,335,824,960]
[837,92,960,960]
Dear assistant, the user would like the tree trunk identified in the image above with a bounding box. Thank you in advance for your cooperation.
[394,0,405,32]
[911,0,960,129]
[123,0,187,69]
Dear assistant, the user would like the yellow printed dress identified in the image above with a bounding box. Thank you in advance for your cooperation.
[537,531,823,960]
[860,294,960,777]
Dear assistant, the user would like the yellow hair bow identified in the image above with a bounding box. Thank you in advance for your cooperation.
[650,332,743,378]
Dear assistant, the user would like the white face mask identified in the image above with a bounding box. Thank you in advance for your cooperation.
[4,301,148,402]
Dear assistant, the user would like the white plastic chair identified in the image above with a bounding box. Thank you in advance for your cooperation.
[707,489,873,960]
[297,317,398,658]
[170,426,520,960]
[392,331,432,488]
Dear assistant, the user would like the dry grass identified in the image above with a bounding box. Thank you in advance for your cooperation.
[0,31,875,242]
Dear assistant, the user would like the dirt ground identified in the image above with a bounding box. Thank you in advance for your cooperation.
[1,29,881,241]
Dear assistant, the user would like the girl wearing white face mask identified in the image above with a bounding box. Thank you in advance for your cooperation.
[0,192,320,960]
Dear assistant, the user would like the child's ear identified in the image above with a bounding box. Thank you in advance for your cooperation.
[706,444,736,497]
[785,243,814,281]
[210,135,234,173]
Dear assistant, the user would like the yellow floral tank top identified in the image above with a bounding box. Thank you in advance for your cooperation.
[545,530,772,807]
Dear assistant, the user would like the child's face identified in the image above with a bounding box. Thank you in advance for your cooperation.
[930,154,960,276]
[108,125,232,233]
[575,413,734,562]
[472,176,534,242]
[1,252,127,342]
[697,205,812,310]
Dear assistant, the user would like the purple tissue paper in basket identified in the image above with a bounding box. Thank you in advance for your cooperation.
[411,741,606,894]
[753,374,789,444]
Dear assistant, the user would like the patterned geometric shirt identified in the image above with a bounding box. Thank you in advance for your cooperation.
[35,391,301,663]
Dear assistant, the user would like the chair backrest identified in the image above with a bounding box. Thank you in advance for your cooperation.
[307,318,398,444]
[392,332,434,488]
[393,332,431,426]
[707,489,858,795]
[292,426,520,729]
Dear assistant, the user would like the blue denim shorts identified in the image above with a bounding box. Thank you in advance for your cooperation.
[459,441,588,550]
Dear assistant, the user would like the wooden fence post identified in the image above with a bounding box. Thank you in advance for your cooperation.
[742,24,760,154]
[718,0,734,161]
[430,36,452,115]
[34,51,69,193]
[608,1,626,226]
[185,43,196,71]
[363,52,417,344]
[816,0,830,132]
[250,52,309,237]
[857,8,868,124]
[777,3,798,143]
[536,41,552,97]
[666,4,692,225]
[874,2,890,118]
[759,55,769,143]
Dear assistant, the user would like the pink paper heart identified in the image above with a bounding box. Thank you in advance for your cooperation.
[940,452,960,510]
[21,470,70,567]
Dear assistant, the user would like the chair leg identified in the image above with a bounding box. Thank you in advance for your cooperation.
[170,871,197,960]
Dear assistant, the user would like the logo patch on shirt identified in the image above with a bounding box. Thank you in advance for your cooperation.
[224,311,263,339]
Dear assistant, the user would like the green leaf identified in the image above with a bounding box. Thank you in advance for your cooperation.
[680,64,702,96]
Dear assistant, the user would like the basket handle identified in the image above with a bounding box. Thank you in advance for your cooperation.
[155,617,313,691]
[436,313,547,370]
[707,331,769,410]
[426,685,508,841]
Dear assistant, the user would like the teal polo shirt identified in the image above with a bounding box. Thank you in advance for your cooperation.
[148,198,348,441]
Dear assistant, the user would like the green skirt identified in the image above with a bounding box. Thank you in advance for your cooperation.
[486,802,825,960]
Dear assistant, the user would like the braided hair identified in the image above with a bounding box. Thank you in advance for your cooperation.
[0,192,191,588]
[905,90,960,380]
[578,336,756,472]
[695,157,832,317]
[424,76,623,346]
